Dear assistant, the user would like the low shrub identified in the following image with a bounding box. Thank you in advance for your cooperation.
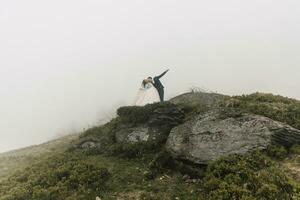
[79,118,119,142]
[0,154,111,200]
[290,144,300,154]
[107,142,162,159]
[203,150,294,200]
[266,145,288,160]
[148,149,175,178]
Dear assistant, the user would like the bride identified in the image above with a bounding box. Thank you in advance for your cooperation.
[134,78,161,106]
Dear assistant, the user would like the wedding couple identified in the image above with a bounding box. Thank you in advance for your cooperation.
[134,69,169,106]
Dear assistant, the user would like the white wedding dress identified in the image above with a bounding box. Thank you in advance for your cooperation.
[134,83,161,106]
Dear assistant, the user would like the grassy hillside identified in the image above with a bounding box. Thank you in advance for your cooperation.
[0,92,300,200]
[0,134,79,182]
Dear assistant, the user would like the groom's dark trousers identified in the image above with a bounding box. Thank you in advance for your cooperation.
[153,71,168,102]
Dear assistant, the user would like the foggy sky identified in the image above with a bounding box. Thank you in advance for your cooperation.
[0,0,300,152]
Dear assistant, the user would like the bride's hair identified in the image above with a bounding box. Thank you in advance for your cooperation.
[142,79,148,87]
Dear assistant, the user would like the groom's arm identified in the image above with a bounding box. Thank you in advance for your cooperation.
[156,69,169,79]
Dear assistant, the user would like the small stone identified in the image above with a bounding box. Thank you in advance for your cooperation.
[80,141,98,149]
[182,175,190,180]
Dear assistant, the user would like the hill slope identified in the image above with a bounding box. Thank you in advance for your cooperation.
[0,134,79,182]
[0,92,300,200]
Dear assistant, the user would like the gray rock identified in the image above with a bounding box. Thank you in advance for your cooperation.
[115,125,180,144]
[115,126,150,143]
[78,140,100,149]
[170,92,225,107]
[166,110,300,164]
[115,103,185,144]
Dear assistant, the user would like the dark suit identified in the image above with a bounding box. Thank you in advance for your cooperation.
[153,70,168,101]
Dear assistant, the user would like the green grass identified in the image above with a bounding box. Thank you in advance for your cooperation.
[0,149,204,200]
[220,92,300,129]
[1,144,298,200]
[0,134,78,182]
[203,150,294,200]
[1,93,300,200]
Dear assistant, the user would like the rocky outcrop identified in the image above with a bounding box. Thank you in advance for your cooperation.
[166,109,300,165]
[115,103,185,144]
[170,92,225,107]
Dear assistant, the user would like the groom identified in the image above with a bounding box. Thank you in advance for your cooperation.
[148,69,169,102]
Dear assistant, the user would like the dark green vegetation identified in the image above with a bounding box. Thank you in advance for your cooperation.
[221,92,300,130]
[204,150,294,200]
[0,92,300,200]
[0,153,111,200]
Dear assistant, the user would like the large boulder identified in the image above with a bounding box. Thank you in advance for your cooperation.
[115,103,185,144]
[166,109,300,165]
[170,91,225,107]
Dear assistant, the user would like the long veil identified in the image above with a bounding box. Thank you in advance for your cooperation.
[134,82,160,106]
